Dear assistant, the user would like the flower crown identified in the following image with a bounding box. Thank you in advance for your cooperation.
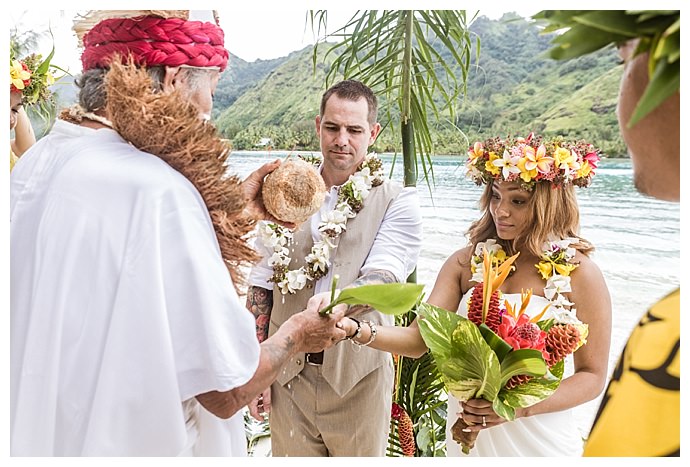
[465,133,601,190]
[9,50,58,106]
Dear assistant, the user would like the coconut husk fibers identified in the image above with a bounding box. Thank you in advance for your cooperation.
[262,158,326,224]
[105,60,258,290]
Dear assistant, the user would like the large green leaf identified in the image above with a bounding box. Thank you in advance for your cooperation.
[418,304,501,402]
[319,283,424,316]
[478,323,512,361]
[627,57,679,127]
[498,348,548,387]
[497,361,564,420]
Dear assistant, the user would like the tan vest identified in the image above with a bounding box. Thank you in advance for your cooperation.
[268,179,402,397]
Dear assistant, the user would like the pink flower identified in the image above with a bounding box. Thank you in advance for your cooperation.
[497,313,549,359]
[584,151,600,170]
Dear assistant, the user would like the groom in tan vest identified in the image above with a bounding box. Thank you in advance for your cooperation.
[246,80,422,456]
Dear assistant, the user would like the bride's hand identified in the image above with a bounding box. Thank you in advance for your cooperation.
[460,399,507,431]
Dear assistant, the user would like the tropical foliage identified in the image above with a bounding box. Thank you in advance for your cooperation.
[533,10,680,128]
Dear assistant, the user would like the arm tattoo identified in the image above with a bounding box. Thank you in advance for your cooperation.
[349,269,397,287]
[346,269,398,315]
[246,286,273,343]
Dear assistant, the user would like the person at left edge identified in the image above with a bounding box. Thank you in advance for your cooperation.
[10,10,346,456]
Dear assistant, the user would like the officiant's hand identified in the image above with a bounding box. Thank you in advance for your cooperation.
[241,159,296,229]
[248,387,272,422]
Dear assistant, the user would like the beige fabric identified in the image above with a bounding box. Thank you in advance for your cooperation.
[270,352,393,456]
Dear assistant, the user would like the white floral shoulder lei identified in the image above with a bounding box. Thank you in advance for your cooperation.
[258,154,385,294]
[470,237,583,325]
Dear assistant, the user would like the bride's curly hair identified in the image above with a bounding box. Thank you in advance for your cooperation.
[468,180,594,258]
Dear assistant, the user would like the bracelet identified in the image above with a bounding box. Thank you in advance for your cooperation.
[351,320,377,350]
[345,318,362,340]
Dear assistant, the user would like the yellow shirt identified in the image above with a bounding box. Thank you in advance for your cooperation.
[584,289,680,456]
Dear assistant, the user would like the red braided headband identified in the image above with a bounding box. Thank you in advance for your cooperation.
[81,16,229,71]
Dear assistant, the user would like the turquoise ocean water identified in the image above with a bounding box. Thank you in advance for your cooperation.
[230,151,680,441]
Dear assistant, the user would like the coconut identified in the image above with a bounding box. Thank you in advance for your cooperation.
[262,158,326,224]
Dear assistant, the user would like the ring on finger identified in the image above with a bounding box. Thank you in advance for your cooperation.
[482,415,487,427]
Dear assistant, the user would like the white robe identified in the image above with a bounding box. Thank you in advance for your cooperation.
[10,122,261,456]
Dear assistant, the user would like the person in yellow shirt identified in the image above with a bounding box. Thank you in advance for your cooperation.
[582,36,680,458]
[534,10,680,456]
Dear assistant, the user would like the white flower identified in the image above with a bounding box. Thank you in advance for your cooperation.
[268,251,291,267]
[348,174,370,200]
[319,209,349,236]
[544,274,572,300]
[335,201,355,218]
[549,293,574,309]
[544,237,578,260]
[550,305,582,325]
[470,267,484,283]
[305,241,331,274]
[474,239,502,257]
[284,268,308,294]
[492,149,521,180]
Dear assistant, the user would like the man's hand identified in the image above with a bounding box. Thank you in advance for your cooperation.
[241,159,295,228]
[286,304,347,353]
[248,387,272,422]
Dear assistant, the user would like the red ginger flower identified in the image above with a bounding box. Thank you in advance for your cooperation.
[391,403,416,457]
[468,246,518,331]
[545,323,582,365]
[504,373,532,389]
[467,282,502,333]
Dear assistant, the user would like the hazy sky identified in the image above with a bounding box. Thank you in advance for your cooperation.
[8,6,538,74]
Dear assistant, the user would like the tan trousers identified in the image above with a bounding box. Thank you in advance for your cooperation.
[270,362,393,456]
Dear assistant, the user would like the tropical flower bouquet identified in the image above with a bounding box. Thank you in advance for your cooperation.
[417,248,588,454]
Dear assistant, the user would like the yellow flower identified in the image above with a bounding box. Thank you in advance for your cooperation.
[553,147,572,168]
[576,160,592,179]
[535,261,553,280]
[10,60,31,90]
[486,152,501,175]
[554,262,578,276]
[494,249,507,263]
[517,156,538,182]
[45,71,55,86]
[468,141,484,165]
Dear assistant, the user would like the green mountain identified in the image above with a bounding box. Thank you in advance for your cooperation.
[215,46,336,150]
[214,13,627,156]
[212,53,289,119]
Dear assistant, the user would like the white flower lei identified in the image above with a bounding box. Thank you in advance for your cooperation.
[470,237,583,324]
[259,154,385,294]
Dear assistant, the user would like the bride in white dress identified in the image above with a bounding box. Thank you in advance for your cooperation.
[446,290,581,456]
[348,136,612,456]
